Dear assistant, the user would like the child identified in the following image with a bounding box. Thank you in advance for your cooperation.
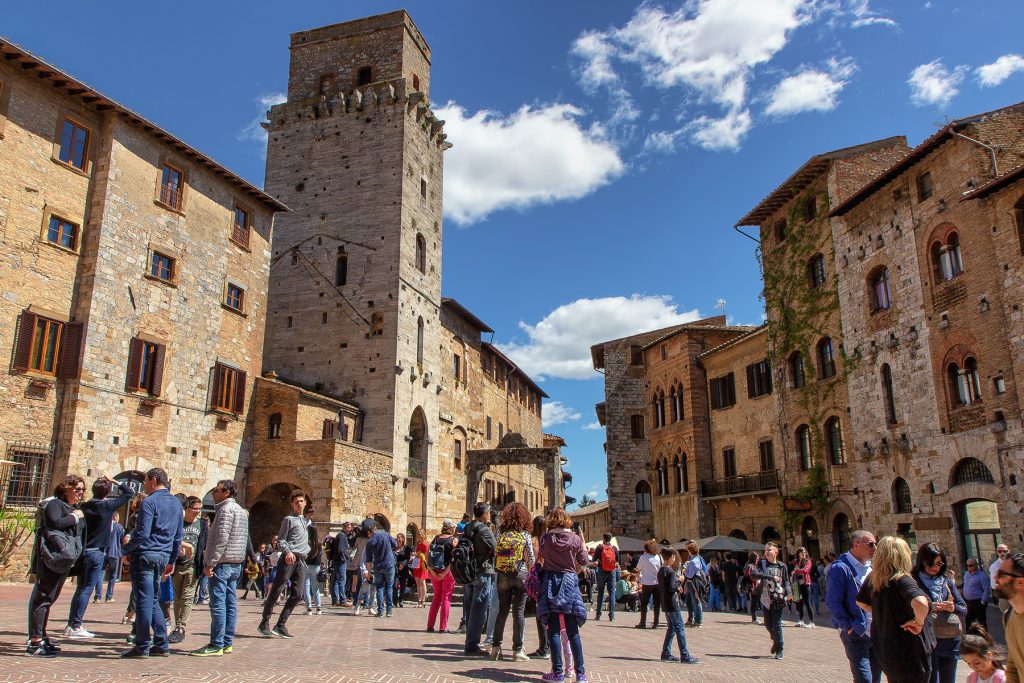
[657,548,699,664]
[960,625,1005,683]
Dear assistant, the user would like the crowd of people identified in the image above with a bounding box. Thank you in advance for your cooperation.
[24,472,1024,683]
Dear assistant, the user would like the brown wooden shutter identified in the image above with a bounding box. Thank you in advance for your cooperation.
[57,322,85,379]
[150,344,166,397]
[232,370,247,414]
[125,338,144,391]
[211,362,223,410]
[727,372,736,406]
[746,364,756,399]
[13,310,38,371]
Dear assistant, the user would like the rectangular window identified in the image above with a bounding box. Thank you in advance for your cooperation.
[454,440,462,470]
[759,440,775,472]
[630,414,645,439]
[13,310,83,379]
[629,345,643,366]
[322,419,338,440]
[150,251,175,282]
[486,416,492,440]
[499,422,504,440]
[232,206,250,247]
[126,338,166,396]
[723,448,737,478]
[30,317,63,376]
[159,163,184,209]
[453,354,461,380]
[224,283,245,312]
[212,362,246,414]
[746,359,773,398]
[710,372,736,409]
[661,345,668,360]
[46,215,79,251]
[917,171,933,201]
[58,118,90,170]
[357,66,372,86]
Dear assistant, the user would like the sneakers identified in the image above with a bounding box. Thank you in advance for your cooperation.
[805,621,815,628]
[189,644,223,657]
[63,626,95,639]
[385,611,393,618]
[681,654,700,664]
[512,649,530,661]
[315,608,323,615]
[489,645,502,660]
[272,625,293,639]
[576,673,589,682]
[457,624,467,634]
[343,599,353,607]
[305,608,313,615]
[540,674,564,682]
[795,621,806,628]
[354,605,362,616]
[528,649,550,660]
[661,654,680,662]
[168,628,185,644]
[369,608,379,616]
[120,647,149,658]
[257,622,274,638]
[634,623,646,629]
[150,648,170,657]
[25,642,56,658]
[105,597,116,603]
[775,651,784,660]
[222,645,233,654]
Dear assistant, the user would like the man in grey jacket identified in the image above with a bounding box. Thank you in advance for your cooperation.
[191,480,248,657]
[258,490,310,639]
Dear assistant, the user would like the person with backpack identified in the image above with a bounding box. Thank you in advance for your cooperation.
[752,541,792,660]
[461,502,497,656]
[26,475,86,657]
[743,551,761,624]
[683,542,708,627]
[490,502,535,662]
[538,508,589,682]
[657,548,700,664]
[426,519,458,632]
[329,521,353,607]
[591,532,620,622]
[913,543,966,683]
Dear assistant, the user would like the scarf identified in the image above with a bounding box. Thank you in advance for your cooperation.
[918,570,947,602]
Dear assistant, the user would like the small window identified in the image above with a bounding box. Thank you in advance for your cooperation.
[825,416,846,465]
[268,412,282,439]
[499,422,504,440]
[710,372,736,409]
[57,118,90,170]
[232,206,250,247]
[790,351,806,389]
[808,254,827,288]
[995,375,1007,394]
[357,66,373,86]
[420,178,427,199]
[774,219,787,242]
[126,338,165,396]
[629,345,644,366]
[817,337,836,379]
[415,233,426,273]
[759,440,775,471]
[159,163,184,210]
[746,359,772,398]
[932,233,964,282]
[416,317,424,366]
[150,251,175,282]
[412,73,420,91]
[796,424,812,471]
[870,267,892,311]
[635,480,652,513]
[46,215,79,251]
[630,414,646,439]
[486,416,492,440]
[723,448,737,478]
[371,312,384,336]
[29,317,63,376]
[802,196,817,221]
[224,283,245,312]
[917,172,933,201]
[335,249,348,286]
[893,477,912,514]
[1015,197,1024,255]
[212,362,246,414]
[453,353,461,380]
[881,364,898,425]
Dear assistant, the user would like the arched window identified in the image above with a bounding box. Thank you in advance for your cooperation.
[672,455,681,493]
[673,384,684,420]
[825,416,845,465]
[652,389,666,428]
[635,480,652,512]
[416,317,424,366]
[659,460,669,496]
[808,254,827,288]
[268,412,282,439]
[932,232,963,282]
[670,385,679,422]
[869,267,891,311]
[893,477,912,514]
[951,457,994,486]
[335,248,348,286]
[817,337,836,379]
[881,364,898,425]
[790,351,806,388]
[965,357,982,402]
[796,424,812,471]
[654,460,664,496]
[948,357,982,406]
[774,219,787,242]
[415,233,426,273]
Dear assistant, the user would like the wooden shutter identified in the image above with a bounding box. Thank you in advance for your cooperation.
[764,361,773,394]
[727,372,736,406]
[13,310,38,371]
[150,344,166,397]
[746,364,756,399]
[232,370,247,414]
[125,338,144,391]
[57,321,84,379]
[211,362,223,410]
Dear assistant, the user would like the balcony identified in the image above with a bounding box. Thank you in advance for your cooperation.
[701,469,780,500]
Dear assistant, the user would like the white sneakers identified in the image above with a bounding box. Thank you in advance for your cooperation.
[512,649,531,662]
[354,605,362,616]
[63,626,95,639]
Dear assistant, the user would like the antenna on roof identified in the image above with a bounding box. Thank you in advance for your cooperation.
[714,298,727,318]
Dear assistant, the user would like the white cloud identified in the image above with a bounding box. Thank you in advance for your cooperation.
[572,31,620,91]
[976,54,1024,87]
[543,402,582,429]
[436,103,625,225]
[501,295,702,380]
[765,60,855,117]
[643,129,685,154]
[908,60,966,107]
[582,421,604,431]
[238,92,287,146]
[688,108,753,151]
[849,0,898,28]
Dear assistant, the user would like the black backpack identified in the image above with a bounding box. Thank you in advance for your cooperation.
[450,524,480,585]
[428,537,450,571]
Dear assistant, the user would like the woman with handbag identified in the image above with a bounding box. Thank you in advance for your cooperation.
[426,519,458,632]
[751,541,791,660]
[27,475,86,657]
[914,543,967,683]
[791,547,815,627]
[394,532,412,607]
[412,528,429,608]
[490,502,535,662]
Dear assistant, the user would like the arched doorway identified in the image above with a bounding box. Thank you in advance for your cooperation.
[249,482,305,546]
[801,516,821,560]
[957,499,1001,564]
[761,526,781,544]
[373,512,392,534]
[729,529,747,540]
[832,513,851,555]
[408,407,428,479]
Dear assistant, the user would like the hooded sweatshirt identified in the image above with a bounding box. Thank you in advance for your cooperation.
[538,528,588,573]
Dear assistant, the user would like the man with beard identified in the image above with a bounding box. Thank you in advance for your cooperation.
[994,551,1024,682]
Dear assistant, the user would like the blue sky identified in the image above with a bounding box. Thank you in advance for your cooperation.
[9,1,1024,507]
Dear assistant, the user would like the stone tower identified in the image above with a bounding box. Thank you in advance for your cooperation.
[262,10,449,523]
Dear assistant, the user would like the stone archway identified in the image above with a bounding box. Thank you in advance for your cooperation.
[407,407,428,480]
[466,433,563,516]
[249,482,305,546]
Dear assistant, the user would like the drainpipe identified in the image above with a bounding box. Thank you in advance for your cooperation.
[952,131,999,177]
[733,225,761,244]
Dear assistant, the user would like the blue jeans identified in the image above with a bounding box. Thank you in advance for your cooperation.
[931,637,960,683]
[485,577,498,642]
[194,574,208,603]
[68,548,105,628]
[662,610,691,658]
[304,563,322,609]
[839,629,881,683]
[373,566,395,616]
[331,563,347,604]
[209,563,240,649]
[464,574,494,651]
[132,551,171,652]
[596,570,616,619]
[709,585,722,610]
[763,604,784,653]
[105,556,122,600]
[547,612,585,676]
[686,582,703,624]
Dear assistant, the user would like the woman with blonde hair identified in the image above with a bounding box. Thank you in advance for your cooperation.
[856,536,935,683]
[412,528,429,608]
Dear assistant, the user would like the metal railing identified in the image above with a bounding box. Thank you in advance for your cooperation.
[701,469,780,499]
[3,441,54,508]
[160,184,183,210]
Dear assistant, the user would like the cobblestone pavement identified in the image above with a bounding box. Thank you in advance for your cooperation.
[0,584,971,683]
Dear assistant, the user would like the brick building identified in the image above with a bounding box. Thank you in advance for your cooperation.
[0,36,284,536]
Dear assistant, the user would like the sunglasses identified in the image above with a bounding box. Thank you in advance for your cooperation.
[997,569,1024,579]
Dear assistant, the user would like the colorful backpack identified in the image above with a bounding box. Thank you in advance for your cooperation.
[495,531,528,574]
[599,544,617,572]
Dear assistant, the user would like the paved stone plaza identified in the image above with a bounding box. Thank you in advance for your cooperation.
[0,583,975,683]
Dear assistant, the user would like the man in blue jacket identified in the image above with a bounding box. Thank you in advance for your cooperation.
[826,529,879,683]
[121,468,183,658]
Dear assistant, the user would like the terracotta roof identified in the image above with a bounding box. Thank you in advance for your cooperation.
[830,101,1024,218]
[441,297,494,333]
[572,500,610,515]
[543,433,567,447]
[481,341,549,399]
[697,325,767,360]
[0,37,288,213]
[641,322,758,351]
[961,163,1024,201]
[735,136,907,227]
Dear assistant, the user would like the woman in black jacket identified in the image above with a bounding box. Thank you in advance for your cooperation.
[913,543,967,683]
[27,475,86,657]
